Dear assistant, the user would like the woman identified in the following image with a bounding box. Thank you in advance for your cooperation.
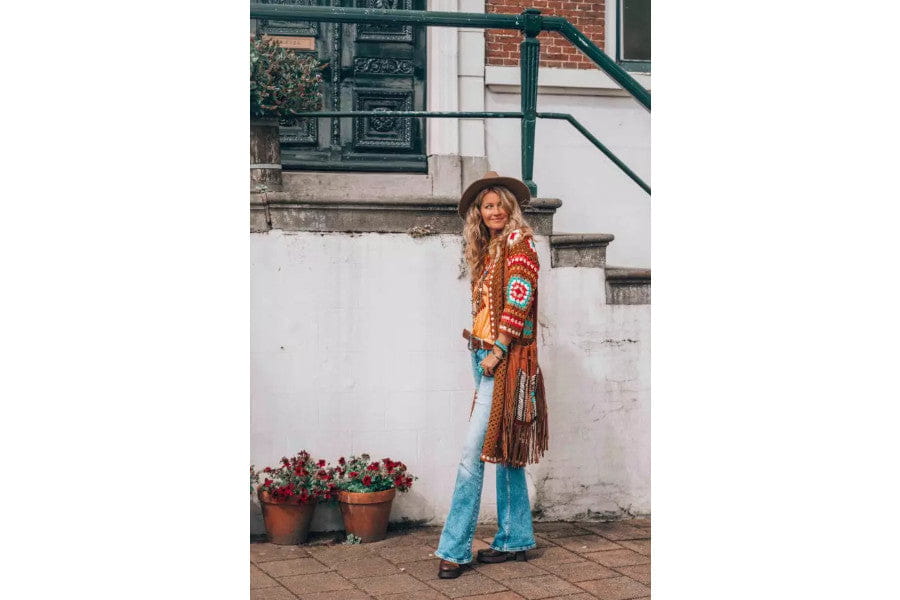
[435,171,549,579]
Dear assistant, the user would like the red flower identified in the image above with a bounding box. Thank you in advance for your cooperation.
[394,476,403,487]
[367,462,380,471]
[317,459,326,467]
[263,478,273,487]
[338,457,346,466]
[349,471,359,478]
[362,475,372,486]
[405,477,413,486]
[274,484,295,500]
[263,467,272,473]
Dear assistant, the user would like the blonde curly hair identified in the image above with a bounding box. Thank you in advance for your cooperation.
[462,186,534,280]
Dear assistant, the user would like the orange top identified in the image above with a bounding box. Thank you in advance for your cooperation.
[472,260,493,341]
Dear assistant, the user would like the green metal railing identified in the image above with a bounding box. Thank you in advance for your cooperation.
[250,4,650,196]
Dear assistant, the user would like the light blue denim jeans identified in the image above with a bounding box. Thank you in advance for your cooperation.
[434,348,537,564]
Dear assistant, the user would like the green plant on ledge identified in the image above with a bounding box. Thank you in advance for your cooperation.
[250,36,324,122]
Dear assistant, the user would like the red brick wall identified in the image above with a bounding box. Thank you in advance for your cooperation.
[486,1,606,69]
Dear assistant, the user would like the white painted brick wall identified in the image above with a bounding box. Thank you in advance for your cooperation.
[250,231,649,533]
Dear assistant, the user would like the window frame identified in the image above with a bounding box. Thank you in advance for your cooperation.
[614,0,651,73]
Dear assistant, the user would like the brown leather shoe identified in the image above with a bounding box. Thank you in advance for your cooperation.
[438,559,463,579]
[476,548,527,563]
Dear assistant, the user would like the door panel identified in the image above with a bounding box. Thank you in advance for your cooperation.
[256,0,427,173]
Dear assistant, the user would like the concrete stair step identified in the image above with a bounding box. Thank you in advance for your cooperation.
[550,233,615,268]
[549,234,650,304]
[605,267,651,305]
[251,188,561,236]
[282,170,433,200]
[272,157,563,234]
[281,155,491,200]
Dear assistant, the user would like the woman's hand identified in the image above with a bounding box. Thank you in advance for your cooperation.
[479,352,502,377]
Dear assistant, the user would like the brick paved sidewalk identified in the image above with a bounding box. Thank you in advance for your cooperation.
[251,518,650,600]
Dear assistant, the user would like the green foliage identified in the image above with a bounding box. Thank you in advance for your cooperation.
[250,451,417,502]
[334,454,417,494]
[250,450,338,505]
[343,533,362,545]
[250,36,324,121]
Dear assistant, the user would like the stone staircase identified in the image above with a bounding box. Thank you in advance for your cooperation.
[549,233,650,305]
[250,162,649,306]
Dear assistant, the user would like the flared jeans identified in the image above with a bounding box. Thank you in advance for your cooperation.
[435,349,537,564]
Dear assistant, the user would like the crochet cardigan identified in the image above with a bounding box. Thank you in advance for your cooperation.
[471,229,540,343]
[472,229,549,466]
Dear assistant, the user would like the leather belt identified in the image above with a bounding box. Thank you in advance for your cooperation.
[462,329,493,351]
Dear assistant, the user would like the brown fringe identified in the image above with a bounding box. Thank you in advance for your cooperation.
[478,235,549,467]
[483,341,549,467]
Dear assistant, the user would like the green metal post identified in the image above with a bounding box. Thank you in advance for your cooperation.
[519,8,542,198]
[248,4,652,195]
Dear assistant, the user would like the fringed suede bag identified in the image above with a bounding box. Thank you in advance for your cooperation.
[481,291,549,467]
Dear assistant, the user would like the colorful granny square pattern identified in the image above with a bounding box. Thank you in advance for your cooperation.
[527,237,537,253]
[507,255,539,275]
[507,275,533,309]
[507,229,522,246]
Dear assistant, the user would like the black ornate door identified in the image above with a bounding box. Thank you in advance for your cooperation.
[256,0,427,173]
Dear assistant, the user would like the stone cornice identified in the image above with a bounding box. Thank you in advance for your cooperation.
[251,192,561,236]
[605,267,651,281]
[550,233,615,267]
[605,266,651,305]
[486,66,651,97]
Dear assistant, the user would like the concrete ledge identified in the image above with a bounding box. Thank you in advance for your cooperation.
[486,66,651,97]
[252,193,561,236]
[281,155,490,201]
[282,170,433,199]
[252,156,560,235]
[550,233,615,268]
[250,192,269,233]
[605,267,651,305]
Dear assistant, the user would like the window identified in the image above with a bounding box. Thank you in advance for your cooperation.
[618,0,650,73]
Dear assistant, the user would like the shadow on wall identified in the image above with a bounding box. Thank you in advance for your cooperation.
[528,336,642,520]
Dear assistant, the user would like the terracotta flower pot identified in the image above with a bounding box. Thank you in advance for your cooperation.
[338,488,396,543]
[258,490,317,545]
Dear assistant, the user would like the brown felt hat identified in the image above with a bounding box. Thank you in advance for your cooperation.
[458,171,532,219]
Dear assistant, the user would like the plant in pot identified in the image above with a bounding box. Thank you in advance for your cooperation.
[334,454,416,543]
[251,451,337,545]
[250,35,324,192]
